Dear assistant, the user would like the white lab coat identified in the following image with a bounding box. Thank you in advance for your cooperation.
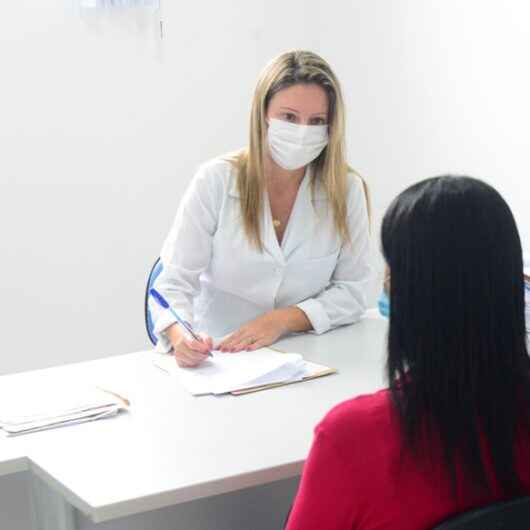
[152,157,371,352]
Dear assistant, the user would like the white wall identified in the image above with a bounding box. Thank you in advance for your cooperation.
[1,1,530,529]
[317,0,530,268]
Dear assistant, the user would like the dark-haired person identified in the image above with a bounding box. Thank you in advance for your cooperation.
[285,176,530,530]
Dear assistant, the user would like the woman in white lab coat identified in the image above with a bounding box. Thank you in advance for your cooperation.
[152,50,371,367]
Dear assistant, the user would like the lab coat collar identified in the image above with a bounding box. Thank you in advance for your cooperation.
[278,167,318,261]
[263,166,329,263]
[228,165,328,263]
[226,164,328,200]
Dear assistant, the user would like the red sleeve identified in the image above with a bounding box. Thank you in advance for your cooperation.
[285,426,356,530]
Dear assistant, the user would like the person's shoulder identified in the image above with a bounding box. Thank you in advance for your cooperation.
[346,168,364,185]
[316,388,394,447]
[198,155,237,176]
[345,168,367,200]
[342,169,369,224]
[191,154,239,197]
[195,155,237,183]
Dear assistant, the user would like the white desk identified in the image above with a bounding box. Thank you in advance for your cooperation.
[0,316,387,529]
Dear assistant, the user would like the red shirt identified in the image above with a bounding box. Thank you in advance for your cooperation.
[286,388,530,530]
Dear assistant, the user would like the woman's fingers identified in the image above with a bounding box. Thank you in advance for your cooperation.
[173,335,211,367]
[175,349,207,367]
[173,349,194,367]
[174,355,194,368]
[230,335,259,352]
[183,336,211,354]
[247,338,268,351]
[218,320,279,352]
[218,330,245,351]
[174,329,264,364]
[218,333,239,350]
[198,332,214,351]
[166,325,212,367]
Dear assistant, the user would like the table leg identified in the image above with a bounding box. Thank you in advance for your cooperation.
[29,471,77,530]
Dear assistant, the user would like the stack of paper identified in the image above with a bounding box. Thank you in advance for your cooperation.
[153,348,335,395]
[231,360,337,395]
[0,383,129,436]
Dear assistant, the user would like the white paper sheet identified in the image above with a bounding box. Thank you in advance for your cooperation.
[153,348,306,395]
[0,382,128,436]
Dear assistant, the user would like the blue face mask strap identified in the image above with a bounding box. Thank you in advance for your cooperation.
[378,291,390,318]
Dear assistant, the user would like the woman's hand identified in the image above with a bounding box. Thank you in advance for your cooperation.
[217,307,311,352]
[165,324,213,367]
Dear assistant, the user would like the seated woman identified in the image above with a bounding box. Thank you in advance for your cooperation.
[286,176,530,530]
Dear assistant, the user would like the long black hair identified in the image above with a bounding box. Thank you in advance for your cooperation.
[381,176,530,496]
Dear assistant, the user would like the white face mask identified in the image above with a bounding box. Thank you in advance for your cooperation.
[267,118,329,171]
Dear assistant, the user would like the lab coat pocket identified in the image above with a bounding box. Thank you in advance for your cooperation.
[285,251,340,302]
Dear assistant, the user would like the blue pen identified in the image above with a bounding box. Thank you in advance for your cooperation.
[149,288,212,356]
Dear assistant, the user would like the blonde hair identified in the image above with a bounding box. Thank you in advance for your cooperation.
[226,50,368,250]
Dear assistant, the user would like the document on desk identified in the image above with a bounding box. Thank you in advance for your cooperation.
[0,381,129,436]
[153,348,336,395]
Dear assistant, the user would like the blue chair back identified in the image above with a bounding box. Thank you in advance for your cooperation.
[144,257,163,346]
[432,496,530,530]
